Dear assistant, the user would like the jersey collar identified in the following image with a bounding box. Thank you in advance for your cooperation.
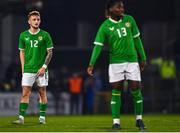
[109,14,124,23]
[109,17,122,23]
[28,28,40,35]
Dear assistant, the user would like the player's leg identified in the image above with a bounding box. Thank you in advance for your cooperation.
[12,73,35,124]
[36,71,48,124]
[38,87,47,124]
[110,81,123,129]
[126,62,146,130]
[13,87,32,124]
[128,80,146,130]
[128,81,143,118]
[109,64,125,129]
[19,86,32,121]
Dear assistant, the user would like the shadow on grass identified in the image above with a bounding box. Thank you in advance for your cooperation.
[0,122,42,129]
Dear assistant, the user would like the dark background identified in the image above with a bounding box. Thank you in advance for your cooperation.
[0,0,180,115]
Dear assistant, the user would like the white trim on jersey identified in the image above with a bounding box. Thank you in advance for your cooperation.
[133,33,140,38]
[109,17,122,23]
[94,42,104,46]
[47,47,54,50]
[28,28,40,35]
[19,48,25,51]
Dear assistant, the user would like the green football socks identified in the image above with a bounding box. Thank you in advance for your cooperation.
[19,103,28,117]
[111,89,121,122]
[39,103,47,117]
[131,89,143,116]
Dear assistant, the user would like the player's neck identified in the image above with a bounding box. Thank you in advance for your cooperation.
[29,27,40,34]
[110,15,123,21]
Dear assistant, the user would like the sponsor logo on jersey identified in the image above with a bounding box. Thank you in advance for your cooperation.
[38,36,43,41]
[125,22,131,28]
[109,27,114,31]
[25,37,29,41]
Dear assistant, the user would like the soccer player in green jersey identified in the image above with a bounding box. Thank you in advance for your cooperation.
[87,0,146,131]
[13,11,53,124]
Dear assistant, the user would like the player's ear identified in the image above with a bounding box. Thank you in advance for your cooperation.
[109,7,113,12]
[109,8,112,12]
[28,19,30,25]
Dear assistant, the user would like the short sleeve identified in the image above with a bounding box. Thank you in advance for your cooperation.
[45,32,54,50]
[18,33,25,50]
[94,23,106,46]
[130,16,140,38]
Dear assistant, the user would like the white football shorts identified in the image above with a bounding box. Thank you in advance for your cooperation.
[108,62,141,83]
[22,71,49,87]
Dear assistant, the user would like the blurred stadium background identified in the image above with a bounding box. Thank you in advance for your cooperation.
[0,0,180,117]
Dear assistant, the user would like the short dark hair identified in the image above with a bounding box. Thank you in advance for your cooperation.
[105,0,122,18]
[28,10,40,19]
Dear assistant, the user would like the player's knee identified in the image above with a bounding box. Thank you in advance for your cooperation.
[110,81,123,89]
[39,91,46,98]
[128,81,140,89]
[22,93,30,100]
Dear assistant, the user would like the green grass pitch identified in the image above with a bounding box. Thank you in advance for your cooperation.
[0,114,180,132]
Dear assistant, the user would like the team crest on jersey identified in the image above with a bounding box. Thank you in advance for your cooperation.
[38,36,43,41]
[125,22,131,28]
[109,27,114,31]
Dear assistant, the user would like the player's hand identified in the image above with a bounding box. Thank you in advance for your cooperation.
[139,61,146,72]
[87,65,94,76]
[37,67,46,77]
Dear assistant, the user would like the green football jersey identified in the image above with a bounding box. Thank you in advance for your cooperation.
[94,14,141,64]
[18,29,53,73]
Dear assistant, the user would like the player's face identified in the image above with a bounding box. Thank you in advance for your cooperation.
[28,15,41,29]
[109,2,124,17]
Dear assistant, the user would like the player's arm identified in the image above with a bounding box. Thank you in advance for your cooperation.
[19,50,25,74]
[18,33,25,74]
[87,44,103,76]
[134,36,146,71]
[37,32,53,77]
[44,48,53,67]
[37,49,53,77]
[130,15,147,71]
[87,23,106,76]
[134,37,146,61]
